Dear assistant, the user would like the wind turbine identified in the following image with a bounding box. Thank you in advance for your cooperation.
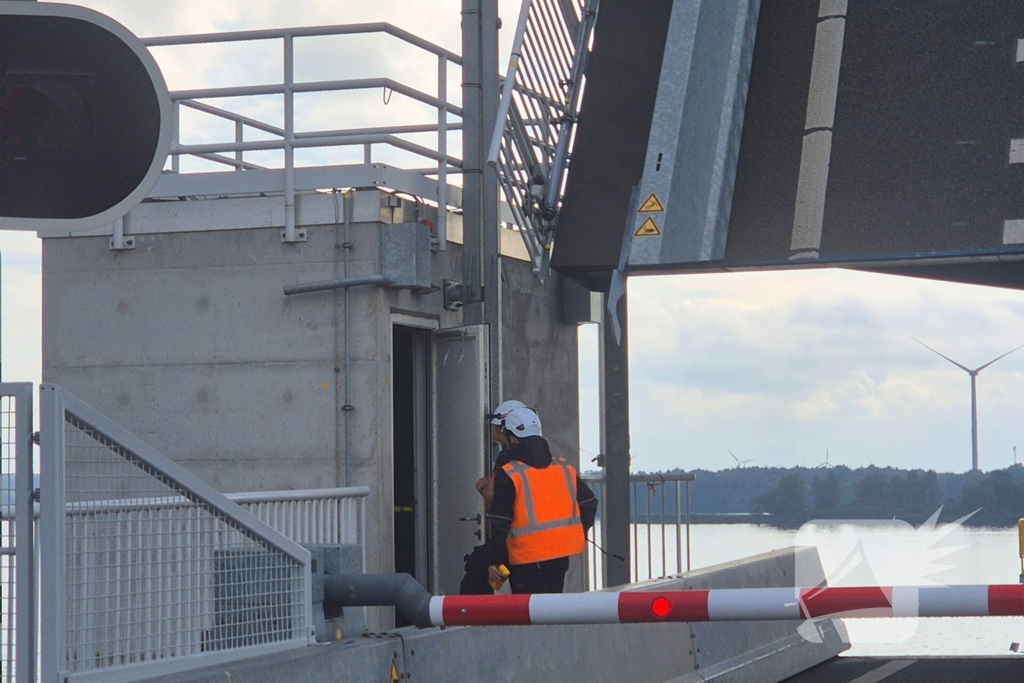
[728,449,754,468]
[913,338,1024,472]
[817,447,834,469]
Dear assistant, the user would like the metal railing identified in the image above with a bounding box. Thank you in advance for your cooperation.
[0,487,368,683]
[228,488,368,567]
[582,471,695,591]
[1,384,35,683]
[142,24,464,246]
[39,385,314,683]
[488,0,600,274]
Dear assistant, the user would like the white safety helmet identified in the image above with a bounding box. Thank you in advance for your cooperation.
[501,406,543,438]
[486,399,527,426]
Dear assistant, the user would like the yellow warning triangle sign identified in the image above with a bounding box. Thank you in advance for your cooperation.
[638,193,665,213]
[635,217,661,237]
[390,660,401,683]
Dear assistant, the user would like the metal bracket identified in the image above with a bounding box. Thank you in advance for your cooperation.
[281,227,308,243]
[443,279,483,311]
[109,216,136,250]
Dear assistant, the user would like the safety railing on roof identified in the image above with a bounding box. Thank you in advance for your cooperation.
[38,385,315,683]
[581,471,695,591]
[141,24,464,247]
[488,0,600,274]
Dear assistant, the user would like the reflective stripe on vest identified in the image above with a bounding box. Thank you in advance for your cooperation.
[502,456,585,564]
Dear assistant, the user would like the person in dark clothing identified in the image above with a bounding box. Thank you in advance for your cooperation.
[458,399,532,595]
[479,407,598,594]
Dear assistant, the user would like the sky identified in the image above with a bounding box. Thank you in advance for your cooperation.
[5,1,1024,476]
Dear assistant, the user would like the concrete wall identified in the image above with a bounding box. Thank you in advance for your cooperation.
[41,188,583,611]
[149,547,849,683]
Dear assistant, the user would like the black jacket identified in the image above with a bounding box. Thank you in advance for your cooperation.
[481,436,598,566]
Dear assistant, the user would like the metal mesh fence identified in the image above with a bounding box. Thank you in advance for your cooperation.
[2,395,17,683]
[59,412,308,677]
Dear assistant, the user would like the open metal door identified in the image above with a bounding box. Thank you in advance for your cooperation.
[431,325,488,595]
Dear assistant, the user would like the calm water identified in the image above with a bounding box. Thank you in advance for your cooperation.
[622,522,1024,657]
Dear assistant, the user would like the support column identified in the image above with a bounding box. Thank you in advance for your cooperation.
[480,0,502,413]
[461,0,484,326]
[600,289,631,586]
[463,0,502,413]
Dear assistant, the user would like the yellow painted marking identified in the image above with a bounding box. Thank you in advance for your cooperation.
[638,193,665,213]
[390,659,401,683]
[635,217,661,237]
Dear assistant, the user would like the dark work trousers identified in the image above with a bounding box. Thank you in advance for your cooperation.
[459,545,495,595]
[509,557,570,594]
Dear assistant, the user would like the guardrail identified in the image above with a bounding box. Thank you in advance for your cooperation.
[39,385,315,683]
[1,384,35,683]
[1,486,368,683]
[581,471,695,591]
[141,24,463,246]
[229,488,368,568]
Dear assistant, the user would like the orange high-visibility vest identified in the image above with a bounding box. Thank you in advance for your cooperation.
[502,456,585,564]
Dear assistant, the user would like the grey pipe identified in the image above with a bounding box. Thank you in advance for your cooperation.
[343,191,352,487]
[283,273,391,296]
[325,573,434,628]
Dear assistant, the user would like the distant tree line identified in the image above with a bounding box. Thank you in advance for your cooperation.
[605,465,1024,528]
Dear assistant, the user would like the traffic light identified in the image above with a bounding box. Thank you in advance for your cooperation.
[0,2,170,230]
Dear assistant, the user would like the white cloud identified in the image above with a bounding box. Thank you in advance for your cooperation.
[7,1,1024,477]
[0,233,42,386]
[619,270,1024,473]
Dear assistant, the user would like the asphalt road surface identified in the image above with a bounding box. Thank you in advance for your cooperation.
[784,657,1024,682]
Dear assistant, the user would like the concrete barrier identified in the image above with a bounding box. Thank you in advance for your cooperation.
[151,547,848,683]
[649,547,849,682]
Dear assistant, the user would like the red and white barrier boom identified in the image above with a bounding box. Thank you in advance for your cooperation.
[429,585,1024,627]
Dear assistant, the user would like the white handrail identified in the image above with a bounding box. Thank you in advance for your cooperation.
[142,23,465,246]
[487,0,533,167]
[226,487,370,504]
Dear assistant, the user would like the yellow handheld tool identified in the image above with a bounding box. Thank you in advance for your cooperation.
[489,564,511,590]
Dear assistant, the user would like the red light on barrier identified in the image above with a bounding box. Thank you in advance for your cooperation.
[652,597,671,618]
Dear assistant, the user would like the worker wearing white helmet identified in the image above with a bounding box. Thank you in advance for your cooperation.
[459,399,540,595]
[476,400,543,504]
[478,406,597,594]
[485,399,543,450]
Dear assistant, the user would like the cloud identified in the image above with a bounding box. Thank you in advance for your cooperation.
[9,1,1024,477]
[617,270,1024,473]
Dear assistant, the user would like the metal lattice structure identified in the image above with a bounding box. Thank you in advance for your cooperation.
[39,386,313,683]
[488,0,600,274]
